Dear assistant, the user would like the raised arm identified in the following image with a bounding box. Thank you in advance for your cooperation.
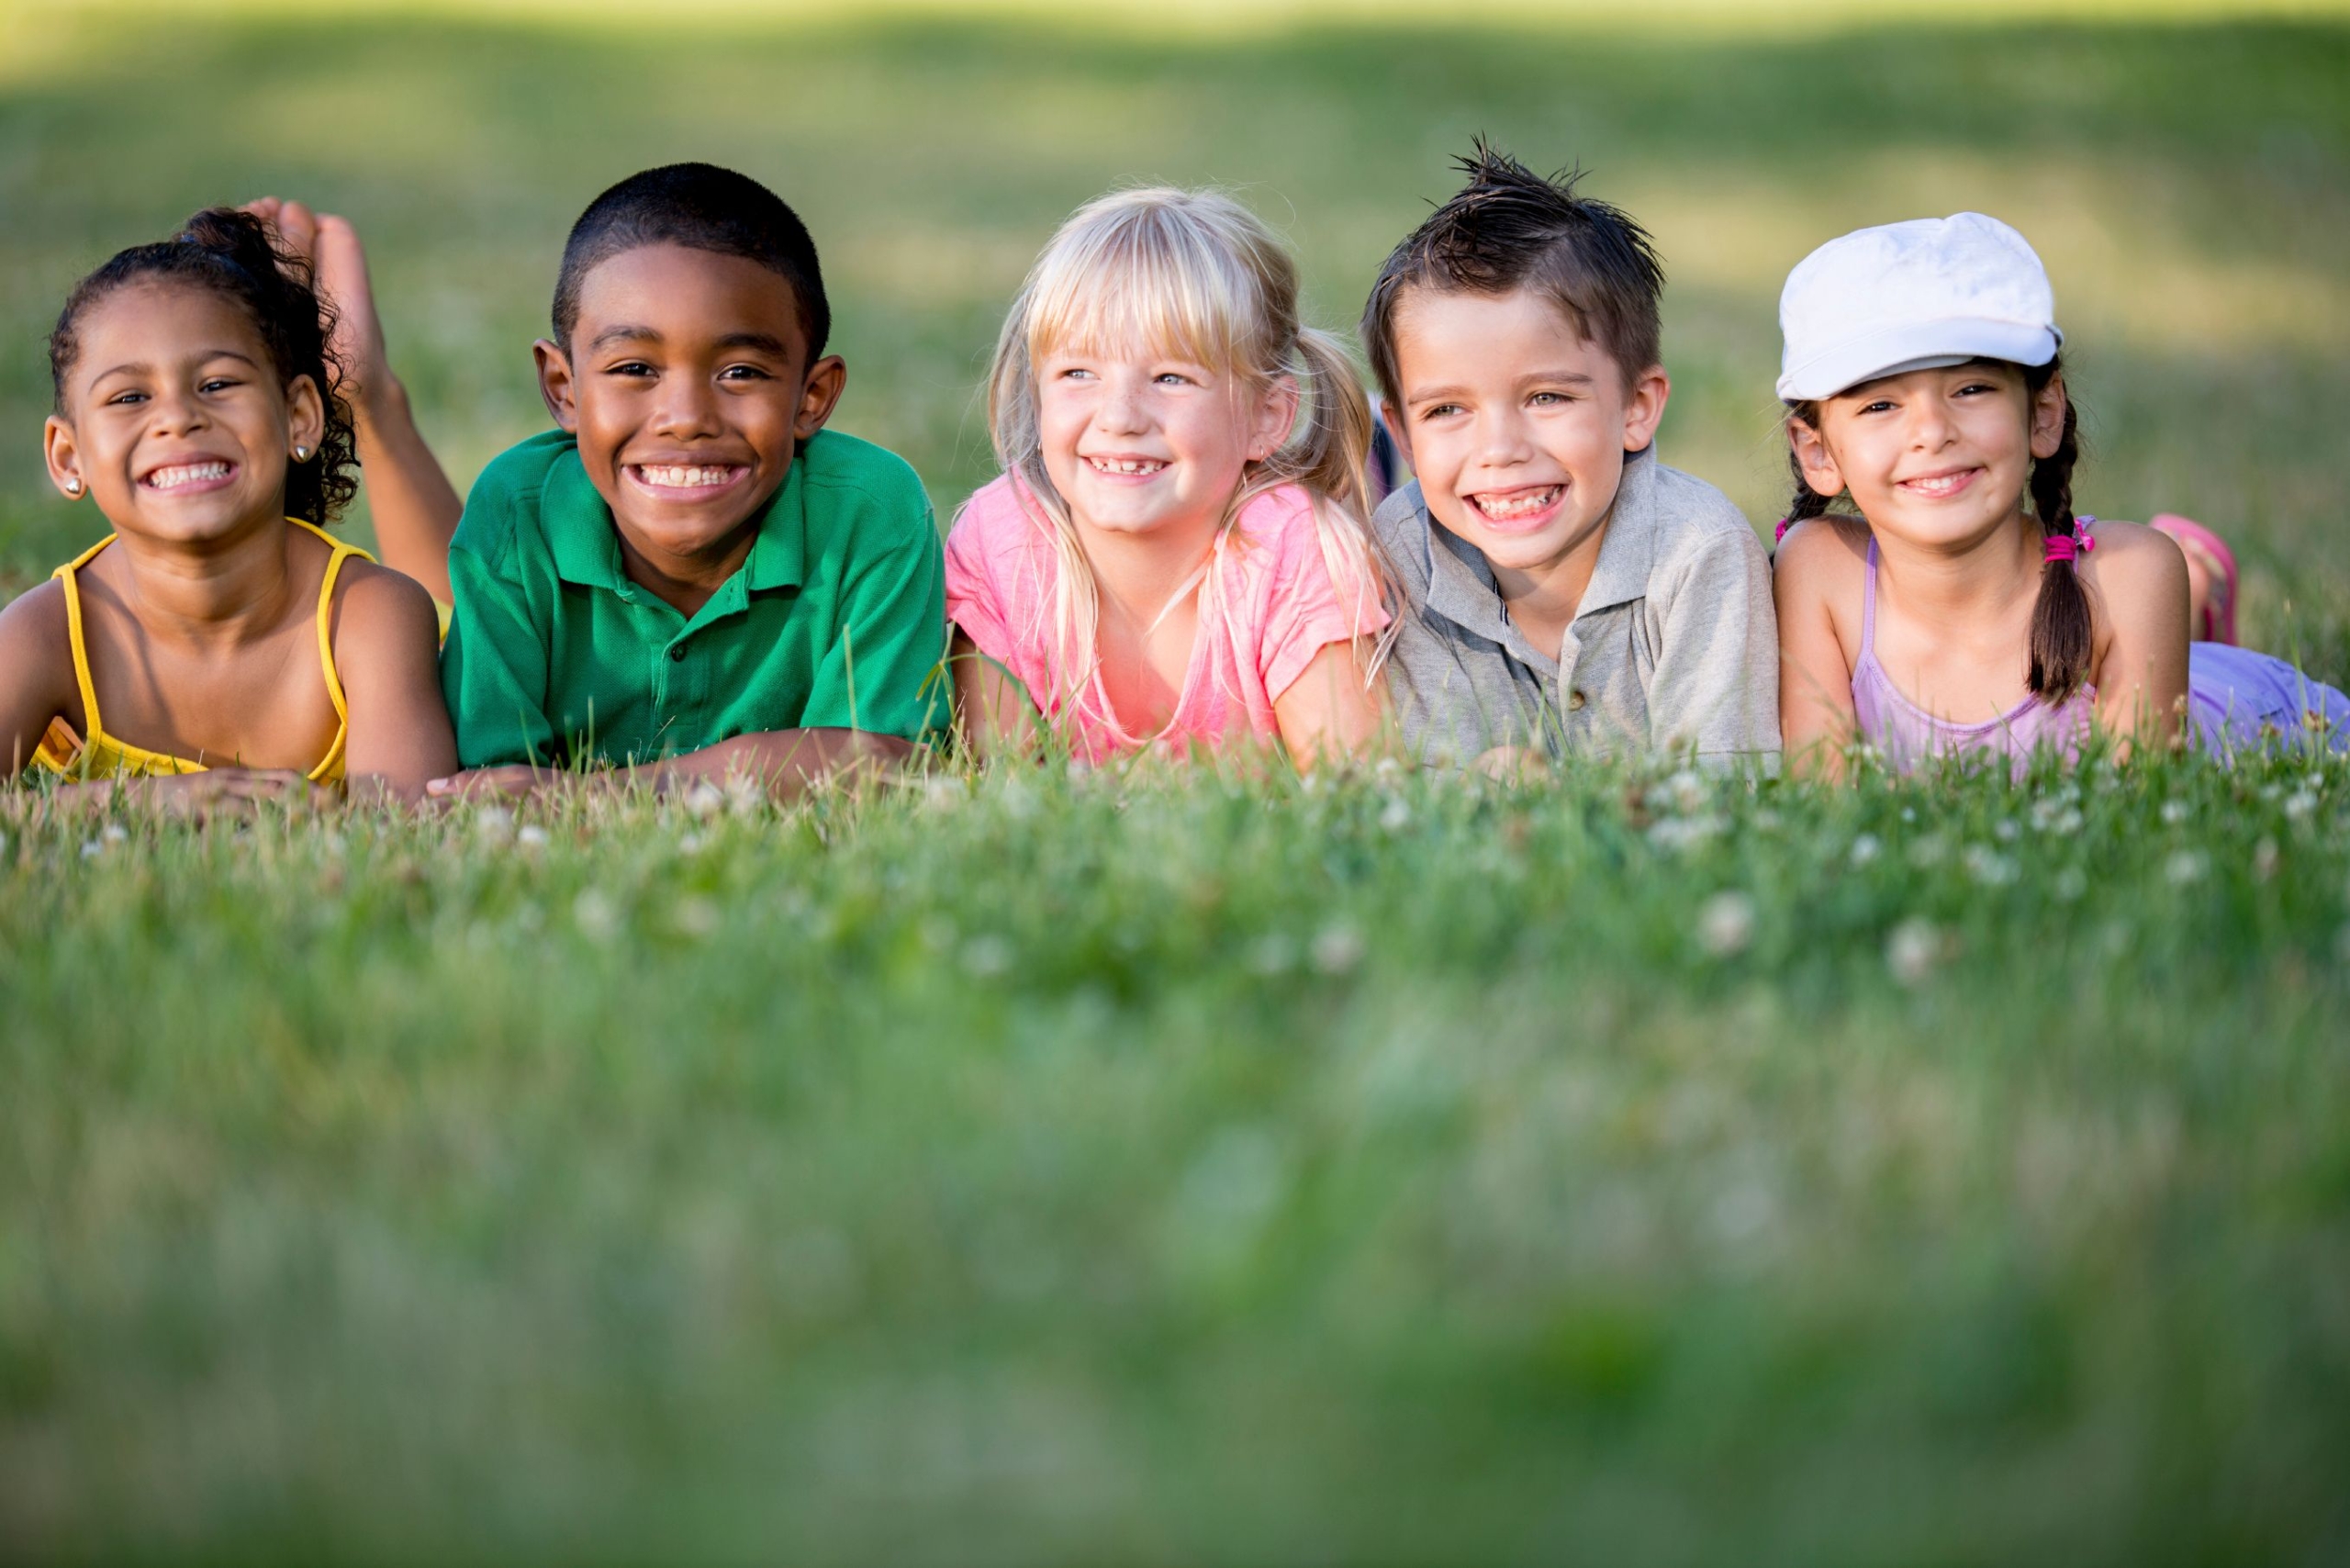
[248,198,463,601]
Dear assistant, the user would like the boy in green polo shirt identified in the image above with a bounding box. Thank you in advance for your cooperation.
[427,163,945,801]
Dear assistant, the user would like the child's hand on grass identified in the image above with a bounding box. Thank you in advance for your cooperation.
[425,767,550,804]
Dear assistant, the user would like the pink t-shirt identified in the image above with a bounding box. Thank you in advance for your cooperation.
[945,475,1389,762]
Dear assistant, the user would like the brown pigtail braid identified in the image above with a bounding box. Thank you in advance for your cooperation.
[2024,361,2092,700]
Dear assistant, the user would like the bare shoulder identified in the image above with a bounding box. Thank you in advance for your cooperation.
[2079,519,2188,602]
[330,557,443,655]
[0,580,77,723]
[1772,514,1872,598]
[0,580,72,670]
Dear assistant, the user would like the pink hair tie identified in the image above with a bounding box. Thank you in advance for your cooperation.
[2045,514,2097,565]
[1774,517,1795,543]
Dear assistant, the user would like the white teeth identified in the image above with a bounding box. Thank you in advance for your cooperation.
[1473,487,1560,521]
[146,462,229,490]
[1087,457,1166,476]
[1904,472,1969,496]
[639,465,736,489]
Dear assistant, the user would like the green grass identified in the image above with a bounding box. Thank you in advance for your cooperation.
[6,4,2350,1561]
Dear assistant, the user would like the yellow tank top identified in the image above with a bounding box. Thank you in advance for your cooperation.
[31,519,371,784]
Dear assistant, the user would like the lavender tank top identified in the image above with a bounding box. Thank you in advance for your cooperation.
[1849,536,2094,768]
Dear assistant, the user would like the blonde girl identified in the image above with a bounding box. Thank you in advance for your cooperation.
[946,188,1394,766]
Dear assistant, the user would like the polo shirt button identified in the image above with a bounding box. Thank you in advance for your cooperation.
[1568,689,1587,711]
[669,644,688,663]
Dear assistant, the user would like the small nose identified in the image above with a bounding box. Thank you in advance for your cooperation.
[652,375,724,438]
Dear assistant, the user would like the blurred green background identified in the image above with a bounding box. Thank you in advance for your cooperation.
[4,0,2348,664]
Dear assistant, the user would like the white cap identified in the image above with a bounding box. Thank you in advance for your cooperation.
[1775,212,2061,402]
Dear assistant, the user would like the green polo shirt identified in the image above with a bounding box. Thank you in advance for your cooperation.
[442,428,946,768]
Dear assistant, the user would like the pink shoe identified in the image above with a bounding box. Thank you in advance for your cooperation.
[2152,513,2239,645]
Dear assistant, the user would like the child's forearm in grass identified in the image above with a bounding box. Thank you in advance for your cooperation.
[647,729,913,798]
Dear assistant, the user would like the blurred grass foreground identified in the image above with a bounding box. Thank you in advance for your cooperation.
[5,2,2350,1562]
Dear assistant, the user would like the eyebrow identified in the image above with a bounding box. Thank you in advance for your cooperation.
[588,324,661,353]
[89,348,263,384]
[1405,369,1597,403]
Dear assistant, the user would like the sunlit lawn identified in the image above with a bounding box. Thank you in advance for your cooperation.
[4,4,2350,1562]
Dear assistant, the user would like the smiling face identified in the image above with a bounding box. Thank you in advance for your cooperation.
[1791,361,2067,552]
[1035,338,1293,550]
[1386,285,1667,578]
[535,243,845,570]
[45,280,323,545]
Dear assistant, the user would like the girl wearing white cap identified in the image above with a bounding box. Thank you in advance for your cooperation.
[1770,213,2348,778]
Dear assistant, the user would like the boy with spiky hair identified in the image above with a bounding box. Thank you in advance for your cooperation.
[1361,145,1778,768]
[432,162,945,800]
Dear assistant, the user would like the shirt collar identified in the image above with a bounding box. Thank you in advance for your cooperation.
[1575,442,1658,618]
[1413,442,1662,669]
[542,434,811,598]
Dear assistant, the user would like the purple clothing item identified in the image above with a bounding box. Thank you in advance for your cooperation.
[2186,641,2350,754]
[1848,536,2350,769]
[1849,537,2092,770]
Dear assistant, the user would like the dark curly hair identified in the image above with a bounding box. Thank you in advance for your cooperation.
[1784,357,2090,701]
[48,207,359,526]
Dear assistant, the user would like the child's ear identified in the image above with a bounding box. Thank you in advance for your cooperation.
[2028,372,2067,461]
[533,338,578,431]
[1248,375,1301,465]
[284,373,327,463]
[1787,417,1844,498]
[1380,401,1414,470]
[793,354,848,442]
[1618,364,1671,453]
[43,416,87,501]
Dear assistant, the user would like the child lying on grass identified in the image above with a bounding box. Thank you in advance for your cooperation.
[946,187,1395,767]
[1361,144,1780,773]
[1772,213,2350,778]
[429,163,946,802]
[0,208,453,808]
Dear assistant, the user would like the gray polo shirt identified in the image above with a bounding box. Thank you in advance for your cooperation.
[1373,445,1780,767]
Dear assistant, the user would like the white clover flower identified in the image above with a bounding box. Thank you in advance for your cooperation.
[677,832,706,857]
[1963,846,2018,886]
[1849,833,1883,868]
[1886,917,1942,986]
[1655,768,1708,814]
[1379,797,1412,833]
[681,781,725,820]
[2254,838,2280,882]
[573,889,620,942]
[101,823,128,846]
[961,935,1013,978]
[724,775,763,817]
[1373,756,1403,780]
[1248,933,1297,976]
[1994,818,2020,843]
[79,839,102,860]
[1310,924,1366,975]
[920,776,964,814]
[672,896,719,939]
[1697,891,1756,958]
[475,804,515,845]
[2285,790,2318,821]
[2161,799,2190,826]
[1649,813,1724,854]
[517,823,550,850]
[2053,867,2088,902]
[2165,850,2209,886]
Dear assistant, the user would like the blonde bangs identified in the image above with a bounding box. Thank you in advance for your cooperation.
[1022,191,1260,375]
